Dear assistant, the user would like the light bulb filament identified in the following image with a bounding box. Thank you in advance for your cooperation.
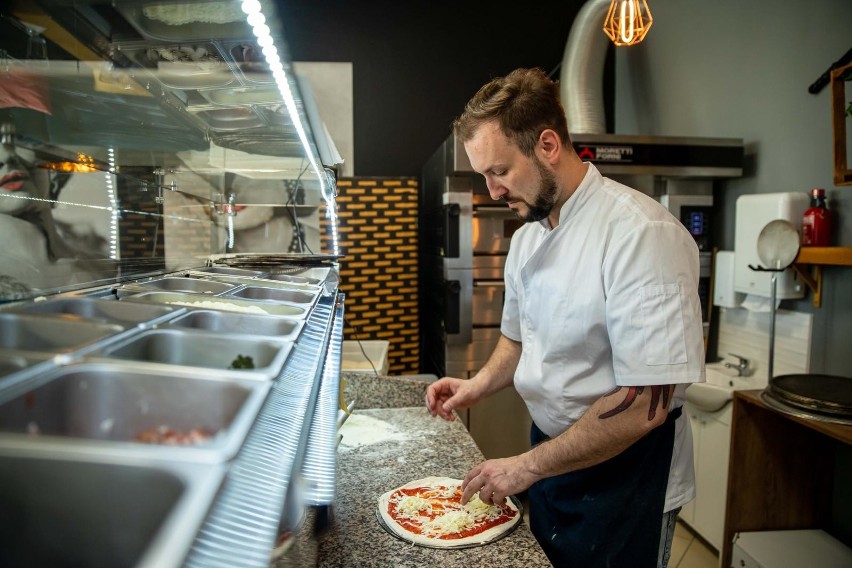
[603,0,653,46]
[619,0,635,44]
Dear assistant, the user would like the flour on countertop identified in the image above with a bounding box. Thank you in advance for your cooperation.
[338,413,410,449]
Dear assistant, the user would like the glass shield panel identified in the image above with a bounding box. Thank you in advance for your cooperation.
[0,0,336,302]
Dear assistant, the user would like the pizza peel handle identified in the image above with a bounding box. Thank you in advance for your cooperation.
[756,219,800,270]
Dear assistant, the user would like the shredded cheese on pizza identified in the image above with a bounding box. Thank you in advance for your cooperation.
[385,480,511,539]
[422,510,475,537]
[462,494,505,523]
[392,495,433,518]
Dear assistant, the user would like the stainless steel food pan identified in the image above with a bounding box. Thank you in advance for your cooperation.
[193,266,266,277]
[166,310,304,342]
[96,329,293,379]
[118,41,234,90]
[118,277,235,296]
[197,273,317,292]
[262,272,323,286]
[120,291,308,318]
[0,362,269,461]
[198,84,282,106]
[0,441,225,568]
[227,286,318,310]
[17,296,179,327]
[183,271,257,285]
[0,352,51,379]
[0,313,124,353]
[190,107,266,131]
[266,266,332,284]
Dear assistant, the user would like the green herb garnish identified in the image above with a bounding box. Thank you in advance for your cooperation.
[229,354,255,369]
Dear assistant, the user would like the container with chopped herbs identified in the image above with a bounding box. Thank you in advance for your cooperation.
[229,354,255,369]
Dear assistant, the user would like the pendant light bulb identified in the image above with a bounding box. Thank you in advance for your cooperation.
[603,0,653,46]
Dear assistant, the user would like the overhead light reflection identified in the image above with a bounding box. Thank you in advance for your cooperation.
[38,153,100,173]
[240,0,329,203]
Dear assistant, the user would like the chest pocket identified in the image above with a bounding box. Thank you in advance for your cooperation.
[639,283,688,366]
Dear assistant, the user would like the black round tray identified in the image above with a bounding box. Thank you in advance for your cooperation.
[767,374,852,417]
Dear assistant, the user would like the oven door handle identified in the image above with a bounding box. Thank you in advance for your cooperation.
[443,203,460,258]
[444,280,461,335]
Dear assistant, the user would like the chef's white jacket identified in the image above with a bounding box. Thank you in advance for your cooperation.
[501,163,705,512]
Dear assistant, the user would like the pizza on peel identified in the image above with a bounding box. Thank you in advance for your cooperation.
[377,476,521,547]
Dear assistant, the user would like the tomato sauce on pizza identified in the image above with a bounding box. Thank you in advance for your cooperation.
[377,477,521,547]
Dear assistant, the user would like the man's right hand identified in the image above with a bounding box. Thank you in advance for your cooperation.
[425,377,478,421]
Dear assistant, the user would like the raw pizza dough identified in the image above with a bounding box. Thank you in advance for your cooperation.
[377,476,521,547]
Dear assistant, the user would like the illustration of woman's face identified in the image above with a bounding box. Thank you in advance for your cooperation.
[0,144,51,215]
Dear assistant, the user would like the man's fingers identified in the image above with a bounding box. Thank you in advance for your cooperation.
[440,400,455,420]
[461,466,485,504]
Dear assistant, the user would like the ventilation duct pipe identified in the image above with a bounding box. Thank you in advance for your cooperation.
[559,0,610,134]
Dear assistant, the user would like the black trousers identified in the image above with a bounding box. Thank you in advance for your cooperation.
[527,407,681,568]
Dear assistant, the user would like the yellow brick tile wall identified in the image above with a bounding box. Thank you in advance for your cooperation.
[321,177,419,375]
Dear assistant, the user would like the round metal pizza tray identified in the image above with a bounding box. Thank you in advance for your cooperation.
[766,374,852,417]
[761,390,852,426]
[375,495,523,550]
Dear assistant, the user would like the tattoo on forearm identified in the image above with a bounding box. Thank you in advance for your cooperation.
[599,386,674,420]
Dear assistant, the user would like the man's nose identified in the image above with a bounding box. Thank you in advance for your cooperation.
[486,180,507,201]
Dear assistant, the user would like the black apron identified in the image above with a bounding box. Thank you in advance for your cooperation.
[527,406,681,568]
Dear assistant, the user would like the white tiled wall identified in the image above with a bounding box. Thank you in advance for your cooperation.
[716,307,812,385]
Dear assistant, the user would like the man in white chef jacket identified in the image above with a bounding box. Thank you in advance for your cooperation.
[426,67,705,568]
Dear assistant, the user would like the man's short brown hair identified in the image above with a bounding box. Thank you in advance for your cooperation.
[452,67,571,157]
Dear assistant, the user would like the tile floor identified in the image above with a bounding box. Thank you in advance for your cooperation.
[669,520,719,568]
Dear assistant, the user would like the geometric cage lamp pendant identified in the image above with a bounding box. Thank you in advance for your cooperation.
[603,0,653,46]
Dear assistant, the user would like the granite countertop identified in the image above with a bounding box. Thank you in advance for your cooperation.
[317,384,552,567]
[339,371,435,409]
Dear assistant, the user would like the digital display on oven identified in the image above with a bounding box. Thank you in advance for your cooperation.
[679,206,711,251]
[689,211,707,236]
[681,207,710,237]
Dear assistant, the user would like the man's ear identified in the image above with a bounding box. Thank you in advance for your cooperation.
[538,129,562,163]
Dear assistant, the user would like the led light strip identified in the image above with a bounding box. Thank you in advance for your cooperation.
[106,147,119,259]
[240,0,326,197]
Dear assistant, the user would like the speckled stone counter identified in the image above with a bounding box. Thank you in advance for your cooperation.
[317,405,552,567]
[340,372,435,409]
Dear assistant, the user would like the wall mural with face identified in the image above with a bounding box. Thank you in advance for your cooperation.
[0,138,112,300]
[211,174,321,255]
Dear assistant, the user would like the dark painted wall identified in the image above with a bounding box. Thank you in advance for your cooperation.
[276,0,608,177]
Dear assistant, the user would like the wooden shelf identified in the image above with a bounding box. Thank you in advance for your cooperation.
[791,247,852,307]
[795,246,852,266]
[722,390,852,568]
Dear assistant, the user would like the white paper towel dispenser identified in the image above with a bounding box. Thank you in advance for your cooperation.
[713,250,745,308]
[734,192,808,299]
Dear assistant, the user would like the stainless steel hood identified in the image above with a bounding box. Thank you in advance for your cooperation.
[556,0,744,181]
[439,131,744,180]
[570,133,743,178]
